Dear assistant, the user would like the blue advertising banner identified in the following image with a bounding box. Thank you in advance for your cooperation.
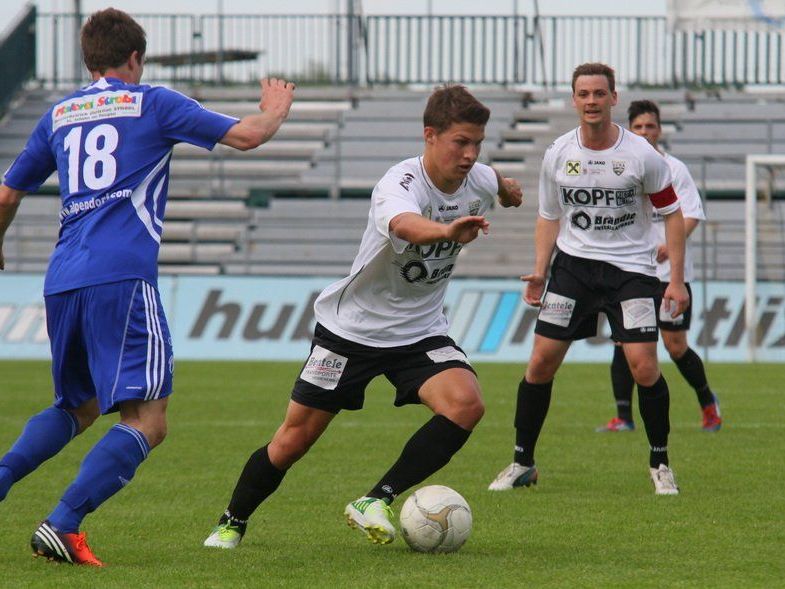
[0,273,783,363]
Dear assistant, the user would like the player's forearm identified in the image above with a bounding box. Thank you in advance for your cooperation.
[0,185,24,240]
[684,217,699,238]
[389,212,448,245]
[663,209,686,284]
[533,216,559,276]
[225,111,288,151]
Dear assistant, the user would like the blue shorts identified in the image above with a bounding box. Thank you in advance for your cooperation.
[45,279,174,415]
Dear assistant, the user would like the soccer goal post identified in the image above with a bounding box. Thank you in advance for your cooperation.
[744,154,785,362]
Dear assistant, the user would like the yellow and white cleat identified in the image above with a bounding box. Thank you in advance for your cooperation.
[344,496,396,545]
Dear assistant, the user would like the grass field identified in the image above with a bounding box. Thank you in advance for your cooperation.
[1,360,783,588]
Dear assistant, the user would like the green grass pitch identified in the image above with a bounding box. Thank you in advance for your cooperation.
[1,360,783,588]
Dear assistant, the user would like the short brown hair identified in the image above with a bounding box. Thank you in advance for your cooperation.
[571,63,616,93]
[628,99,661,126]
[81,8,146,73]
[423,85,490,133]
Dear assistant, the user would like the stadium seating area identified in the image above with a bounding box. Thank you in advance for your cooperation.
[1,85,783,281]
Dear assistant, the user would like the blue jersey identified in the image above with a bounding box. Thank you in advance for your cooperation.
[3,77,237,295]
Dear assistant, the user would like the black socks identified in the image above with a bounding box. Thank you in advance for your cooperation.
[368,415,471,504]
[674,347,715,407]
[514,379,553,467]
[610,345,635,422]
[226,444,286,522]
[637,375,671,468]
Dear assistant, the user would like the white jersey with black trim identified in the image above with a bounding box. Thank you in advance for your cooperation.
[539,124,678,276]
[653,153,706,283]
[314,156,498,347]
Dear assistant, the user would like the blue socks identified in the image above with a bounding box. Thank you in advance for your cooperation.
[48,423,150,533]
[0,406,79,501]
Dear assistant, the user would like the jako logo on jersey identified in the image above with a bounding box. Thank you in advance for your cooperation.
[399,172,415,191]
[438,204,459,212]
[560,186,635,207]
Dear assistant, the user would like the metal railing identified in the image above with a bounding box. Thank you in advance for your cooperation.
[31,13,785,88]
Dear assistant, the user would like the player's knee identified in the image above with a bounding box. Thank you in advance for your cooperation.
[270,427,314,468]
[145,423,168,448]
[125,416,168,448]
[526,349,560,382]
[665,341,687,361]
[463,397,485,428]
[629,359,659,386]
[69,403,100,434]
[444,394,484,430]
[525,359,557,383]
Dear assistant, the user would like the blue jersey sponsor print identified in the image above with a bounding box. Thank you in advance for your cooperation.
[3,77,237,295]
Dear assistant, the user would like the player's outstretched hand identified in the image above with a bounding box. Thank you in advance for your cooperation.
[662,281,690,318]
[499,177,523,208]
[521,273,545,307]
[445,215,489,244]
[259,78,295,120]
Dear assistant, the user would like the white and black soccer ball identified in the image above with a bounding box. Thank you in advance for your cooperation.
[399,485,472,553]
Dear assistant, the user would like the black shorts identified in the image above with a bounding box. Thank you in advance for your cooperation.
[657,282,692,331]
[291,323,477,413]
[534,251,661,343]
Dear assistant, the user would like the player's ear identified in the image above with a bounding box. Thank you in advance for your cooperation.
[423,126,437,145]
[611,91,618,106]
[127,51,138,71]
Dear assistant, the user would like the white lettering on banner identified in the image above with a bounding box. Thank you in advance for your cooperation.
[426,346,469,364]
[300,345,348,390]
[0,305,14,333]
[1,276,784,362]
[621,298,657,331]
[5,306,46,343]
[538,292,576,327]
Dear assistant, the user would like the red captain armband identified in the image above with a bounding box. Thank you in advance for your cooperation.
[649,184,678,209]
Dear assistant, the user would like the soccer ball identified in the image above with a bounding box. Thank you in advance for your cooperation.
[399,485,472,553]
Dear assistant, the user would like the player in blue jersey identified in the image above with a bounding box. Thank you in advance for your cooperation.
[0,8,294,566]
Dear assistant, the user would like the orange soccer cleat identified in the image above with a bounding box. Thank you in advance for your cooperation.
[31,521,104,567]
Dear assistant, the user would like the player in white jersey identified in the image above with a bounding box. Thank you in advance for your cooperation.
[488,63,689,496]
[597,100,721,434]
[204,85,523,549]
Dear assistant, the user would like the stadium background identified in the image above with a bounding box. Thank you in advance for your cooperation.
[0,2,784,587]
[1,0,783,363]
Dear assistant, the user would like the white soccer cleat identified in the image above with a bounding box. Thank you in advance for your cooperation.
[650,464,679,495]
[488,462,538,491]
[344,496,396,545]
